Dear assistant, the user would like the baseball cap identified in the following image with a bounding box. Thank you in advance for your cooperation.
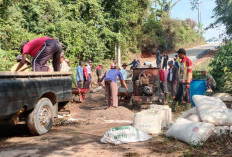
[168,61,173,65]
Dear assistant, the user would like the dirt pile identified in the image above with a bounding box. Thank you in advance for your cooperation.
[92,106,135,121]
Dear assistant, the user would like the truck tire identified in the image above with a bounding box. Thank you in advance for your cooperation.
[27,98,54,135]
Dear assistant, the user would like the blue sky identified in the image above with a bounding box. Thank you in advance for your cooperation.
[170,0,225,42]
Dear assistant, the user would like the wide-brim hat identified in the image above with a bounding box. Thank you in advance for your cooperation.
[122,63,127,66]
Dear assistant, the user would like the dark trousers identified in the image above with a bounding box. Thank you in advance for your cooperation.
[77,81,82,88]
[97,74,100,83]
[156,61,161,68]
[168,81,177,97]
[174,82,189,102]
[83,74,91,89]
[32,39,62,72]
[162,62,168,69]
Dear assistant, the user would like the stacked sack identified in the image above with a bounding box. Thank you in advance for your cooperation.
[132,105,172,134]
[101,105,172,144]
[165,95,232,145]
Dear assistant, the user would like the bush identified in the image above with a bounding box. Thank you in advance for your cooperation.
[0,49,18,71]
[209,42,232,93]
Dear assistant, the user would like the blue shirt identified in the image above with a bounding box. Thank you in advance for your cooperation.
[101,69,124,83]
[76,66,84,81]
[174,61,179,69]
[120,68,127,80]
[129,61,137,67]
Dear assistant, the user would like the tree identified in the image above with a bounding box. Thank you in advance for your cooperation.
[185,18,197,29]
[213,0,232,35]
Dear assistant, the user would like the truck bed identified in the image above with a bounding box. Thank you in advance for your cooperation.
[0,71,72,119]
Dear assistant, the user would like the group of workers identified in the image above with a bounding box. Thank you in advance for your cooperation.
[159,48,216,112]
[11,36,215,110]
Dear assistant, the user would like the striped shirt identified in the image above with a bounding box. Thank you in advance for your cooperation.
[179,56,192,83]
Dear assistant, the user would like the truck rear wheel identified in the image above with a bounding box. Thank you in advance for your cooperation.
[27,98,54,135]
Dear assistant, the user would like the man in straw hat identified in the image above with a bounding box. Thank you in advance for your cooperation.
[120,63,128,80]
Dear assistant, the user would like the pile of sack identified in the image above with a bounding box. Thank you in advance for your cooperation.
[165,95,232,145]
[133,105,172,134]
[101,105,172,144]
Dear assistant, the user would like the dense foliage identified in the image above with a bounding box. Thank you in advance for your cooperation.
[213,0,232,35]
[0,0,204,71]
[209,42,232,92]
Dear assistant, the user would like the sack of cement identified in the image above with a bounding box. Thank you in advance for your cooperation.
[187,114,201,122]
[213,126,230,136]
[193,95,232,126]
[149,104,172,129]
[133,109,162,134]
[165,118,215,145]
[100,126,151,144]
[179,107,197,119]
[213,93,232,102]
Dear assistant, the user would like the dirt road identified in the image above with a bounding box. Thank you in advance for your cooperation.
[149,43,220,67]
[0,91,186,157]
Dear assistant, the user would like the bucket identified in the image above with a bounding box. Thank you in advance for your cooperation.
[190,80,207,107]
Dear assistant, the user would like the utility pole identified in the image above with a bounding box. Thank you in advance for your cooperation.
[118,30,121,67]
[196,1,202,32]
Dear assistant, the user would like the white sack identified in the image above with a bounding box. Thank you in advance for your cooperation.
[193,95,232,126]
[187,114,201,122]
[149,104,172,128]
[133,109,162,134]
[100,126,151,144]
[214,126,230,136]
[179,107,197,119]
[165,118,215,145]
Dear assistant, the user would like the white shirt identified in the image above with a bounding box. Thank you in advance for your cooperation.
[87,64,92,74]
[169,68,173,81]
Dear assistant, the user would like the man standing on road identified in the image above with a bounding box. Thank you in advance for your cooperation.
[162,53,169,70]
[16,37,62,72]
[96,63,102,83]
[83,63,89,88]
[120,63,128,80]
[167,61,178,99]
[87,60,92,88]
[156,50,162,68]
[172,48,192,112]
[99,65,128,108]
[76,61,84,88]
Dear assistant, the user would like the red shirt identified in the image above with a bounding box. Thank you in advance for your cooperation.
[96,65,101,70]
[23,37,53,57]
[83,66,89,78]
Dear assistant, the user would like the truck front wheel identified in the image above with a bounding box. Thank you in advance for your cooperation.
[27,98,54,135]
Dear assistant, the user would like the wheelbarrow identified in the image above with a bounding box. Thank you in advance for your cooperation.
[72,88,89,102]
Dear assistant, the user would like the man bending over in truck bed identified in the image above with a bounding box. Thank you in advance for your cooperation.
[15,37,62,72]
